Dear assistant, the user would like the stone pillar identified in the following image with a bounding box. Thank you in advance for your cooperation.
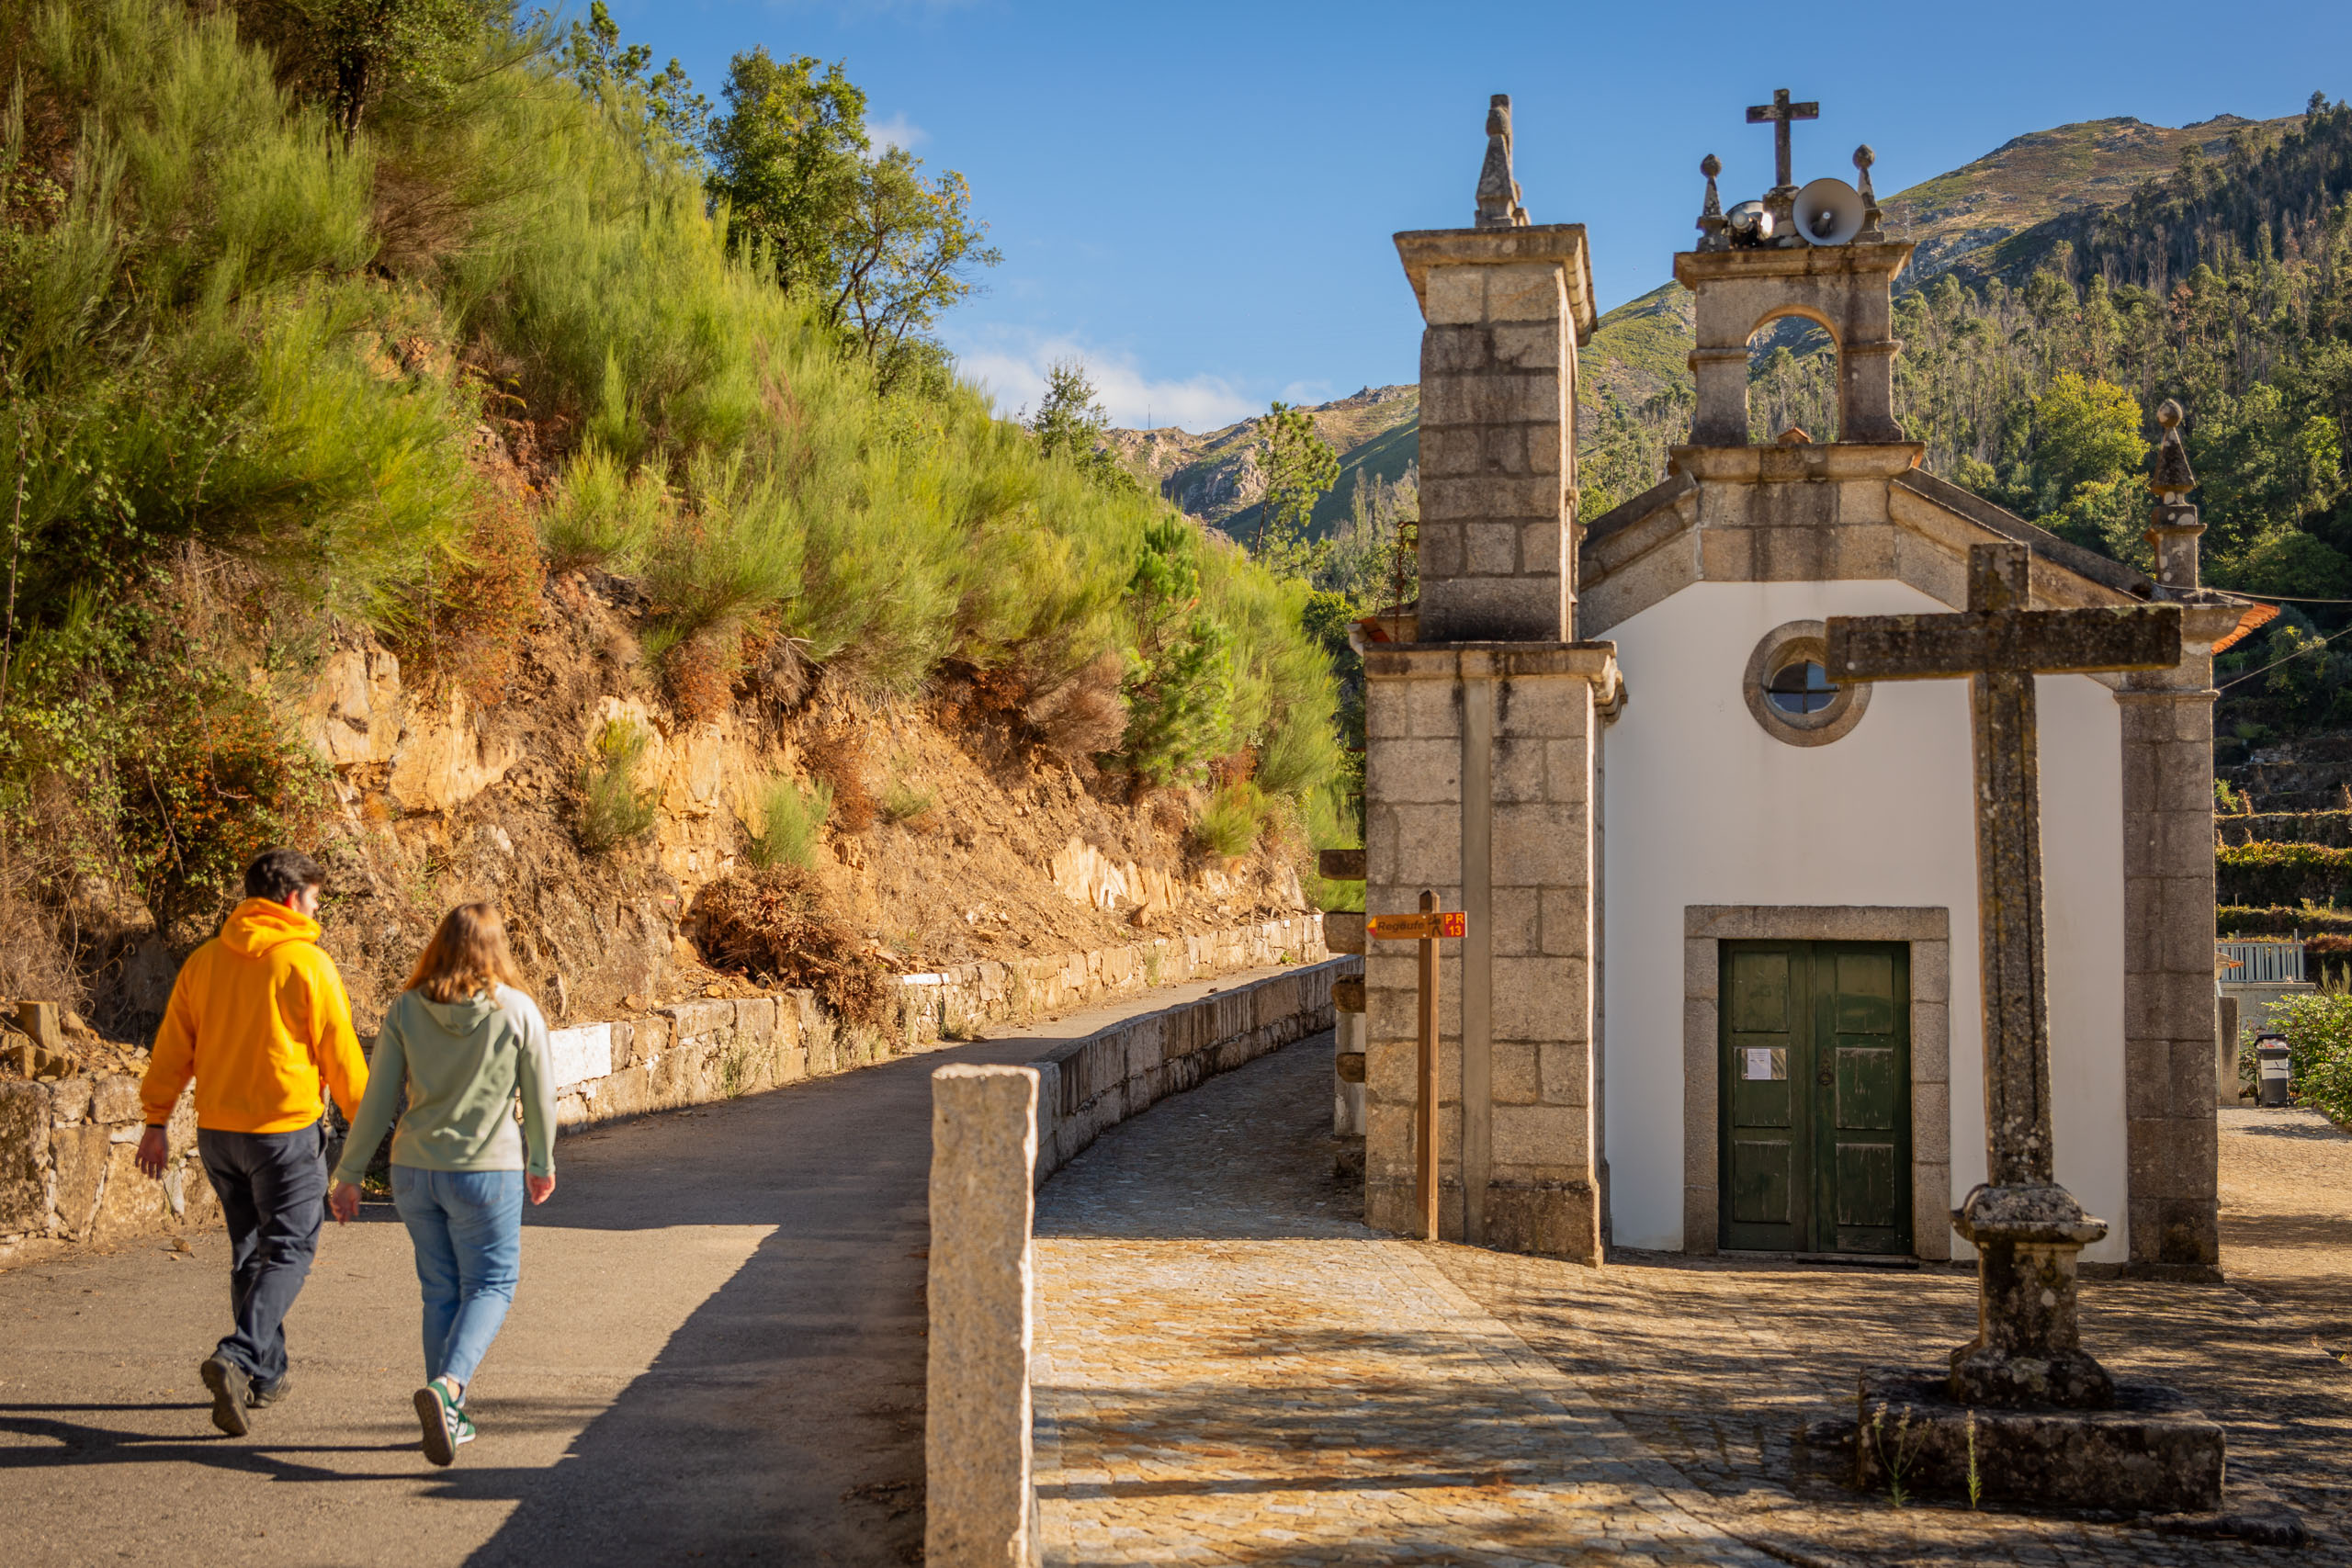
[1395,225,1595,643]
[1362,646,1617,1260]
[1332,977,1367,1138]
[2118,641,2231,1271]
[926,1064,1041,1568]
[2215,994,2239,1109]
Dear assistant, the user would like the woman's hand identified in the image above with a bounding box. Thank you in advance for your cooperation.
[328,1181,361,1224]
[526,1173,556,1206]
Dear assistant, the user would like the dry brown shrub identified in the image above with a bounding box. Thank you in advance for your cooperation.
[692,867,894,1032]
[1024,651,1129,765]
[801,727,875,833]
[0,887,85,1014]
[390,481,546,706]
[662,630,737,725]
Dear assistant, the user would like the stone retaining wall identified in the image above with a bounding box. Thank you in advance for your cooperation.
[548,913,1330,1132]
[0,915,1329,1264]
[1032,957,1360,1184]
[0,1076,215,1263]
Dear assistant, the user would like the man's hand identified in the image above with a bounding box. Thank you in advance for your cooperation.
[328,1181,361,1224]
[526,1174,556,1206]
[134,1126,170,1180]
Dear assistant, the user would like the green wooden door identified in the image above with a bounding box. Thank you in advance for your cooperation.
[1719,941,1911,1255]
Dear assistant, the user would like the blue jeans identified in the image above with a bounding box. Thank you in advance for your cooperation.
[390,1167,523,1389]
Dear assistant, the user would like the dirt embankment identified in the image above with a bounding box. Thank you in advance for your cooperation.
[18,570,1314,1071]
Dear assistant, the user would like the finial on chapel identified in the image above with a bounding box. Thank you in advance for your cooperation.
[1853,145,1884,242]
[1475,94,1529,229]
[1696,154,1729,252]
[2147,398,2203,590]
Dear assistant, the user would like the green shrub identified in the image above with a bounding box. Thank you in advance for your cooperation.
[1193,783,1263,860]
[2219,903,2352,938]
[2215,840,2352,908]
[746,775,831,869]
[2257,991,2352,1125]
[576,718,657,852]
[1301,784,1363,914]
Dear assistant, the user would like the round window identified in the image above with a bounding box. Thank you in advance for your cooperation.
[1765,659,1839,716]
[1743,622,1871,746]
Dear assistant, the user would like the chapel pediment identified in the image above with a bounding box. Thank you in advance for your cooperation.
[1577,445,2163,638]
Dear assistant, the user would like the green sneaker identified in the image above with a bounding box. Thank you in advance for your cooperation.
[414,1382,462,1467]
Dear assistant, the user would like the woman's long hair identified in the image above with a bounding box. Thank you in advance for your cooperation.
[407,903,528,1004]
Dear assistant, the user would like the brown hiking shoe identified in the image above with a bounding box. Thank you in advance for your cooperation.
[199,1356,251,1438]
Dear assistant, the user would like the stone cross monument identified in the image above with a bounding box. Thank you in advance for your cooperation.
[1826,544,2181,1406]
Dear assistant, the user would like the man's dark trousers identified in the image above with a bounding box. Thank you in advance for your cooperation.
[196,1122,328,1383]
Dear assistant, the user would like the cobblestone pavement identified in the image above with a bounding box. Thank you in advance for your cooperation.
[1034,1043,2352,1567]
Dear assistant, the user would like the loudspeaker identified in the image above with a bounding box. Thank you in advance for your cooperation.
[1792,177,1865,246]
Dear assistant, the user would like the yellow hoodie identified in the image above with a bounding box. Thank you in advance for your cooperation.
[141,898,368,1134]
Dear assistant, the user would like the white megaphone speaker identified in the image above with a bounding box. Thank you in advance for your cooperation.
[1792,176,1865,246]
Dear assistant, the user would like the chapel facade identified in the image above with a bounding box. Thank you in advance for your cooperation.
[1355,96,2247,1273]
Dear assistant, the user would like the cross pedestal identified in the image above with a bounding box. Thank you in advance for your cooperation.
[1826,543,2180,1410]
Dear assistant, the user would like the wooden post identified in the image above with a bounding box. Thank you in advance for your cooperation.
[1416,890,1440,1242]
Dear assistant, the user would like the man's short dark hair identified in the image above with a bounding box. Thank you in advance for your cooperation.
[244,848,326,903]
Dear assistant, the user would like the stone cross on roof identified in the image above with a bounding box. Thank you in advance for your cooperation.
[1746,87,1818,192]
[1474,94,1528,229]
[1826,543,2182,1409]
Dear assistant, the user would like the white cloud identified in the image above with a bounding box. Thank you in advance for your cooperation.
[949,330,1257,433]
[866,113,927,152]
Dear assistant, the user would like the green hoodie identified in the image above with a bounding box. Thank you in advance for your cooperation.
[333,985,556,1183]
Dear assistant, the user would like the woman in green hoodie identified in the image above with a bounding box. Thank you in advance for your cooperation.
[328,903,557,1467]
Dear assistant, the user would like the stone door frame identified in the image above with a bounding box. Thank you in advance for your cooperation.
[1682,905,1951,1259]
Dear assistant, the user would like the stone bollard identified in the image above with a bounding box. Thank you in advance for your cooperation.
[926,1064,1042,1568]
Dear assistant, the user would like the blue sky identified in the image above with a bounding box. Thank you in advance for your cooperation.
[599,0,2352,431]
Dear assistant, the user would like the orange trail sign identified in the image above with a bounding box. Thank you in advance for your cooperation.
[1368,911,1466,941]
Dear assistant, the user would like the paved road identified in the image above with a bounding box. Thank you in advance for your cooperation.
[0,968,1292,1568]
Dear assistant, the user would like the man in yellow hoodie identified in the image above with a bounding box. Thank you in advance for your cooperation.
[138,847,368,1438]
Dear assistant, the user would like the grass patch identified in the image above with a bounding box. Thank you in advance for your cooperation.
[1193,783,1264,860]
[576,719,658,853]
[745,776,831,870]
[881,776,937,826]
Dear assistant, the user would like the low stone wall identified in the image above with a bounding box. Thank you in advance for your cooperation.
[547,913,1331,1133]
[1031,957,1358,1184]
[0,1076,214,1263]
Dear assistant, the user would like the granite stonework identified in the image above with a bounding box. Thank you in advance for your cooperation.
[1673,242,1911,446]
[0,1073,213,1263]
[1029,959,1351,1185]
[1361,645,1619,1259]
[1394,224,1596,644]
[926,1065,1043,1568]
[1852,1369,2224,1515]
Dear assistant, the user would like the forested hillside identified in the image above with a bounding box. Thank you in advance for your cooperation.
[0,0,1344,1021]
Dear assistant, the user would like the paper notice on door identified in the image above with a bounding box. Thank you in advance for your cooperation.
[1743,1046,1785,1081]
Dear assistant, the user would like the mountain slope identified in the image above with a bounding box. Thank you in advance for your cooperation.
[1106,385,1421,537]
[1883,113,2301,282]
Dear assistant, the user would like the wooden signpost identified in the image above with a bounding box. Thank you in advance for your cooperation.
[1369,891,1467,1242]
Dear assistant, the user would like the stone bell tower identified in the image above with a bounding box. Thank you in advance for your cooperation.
[1359,96,1623,1261]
